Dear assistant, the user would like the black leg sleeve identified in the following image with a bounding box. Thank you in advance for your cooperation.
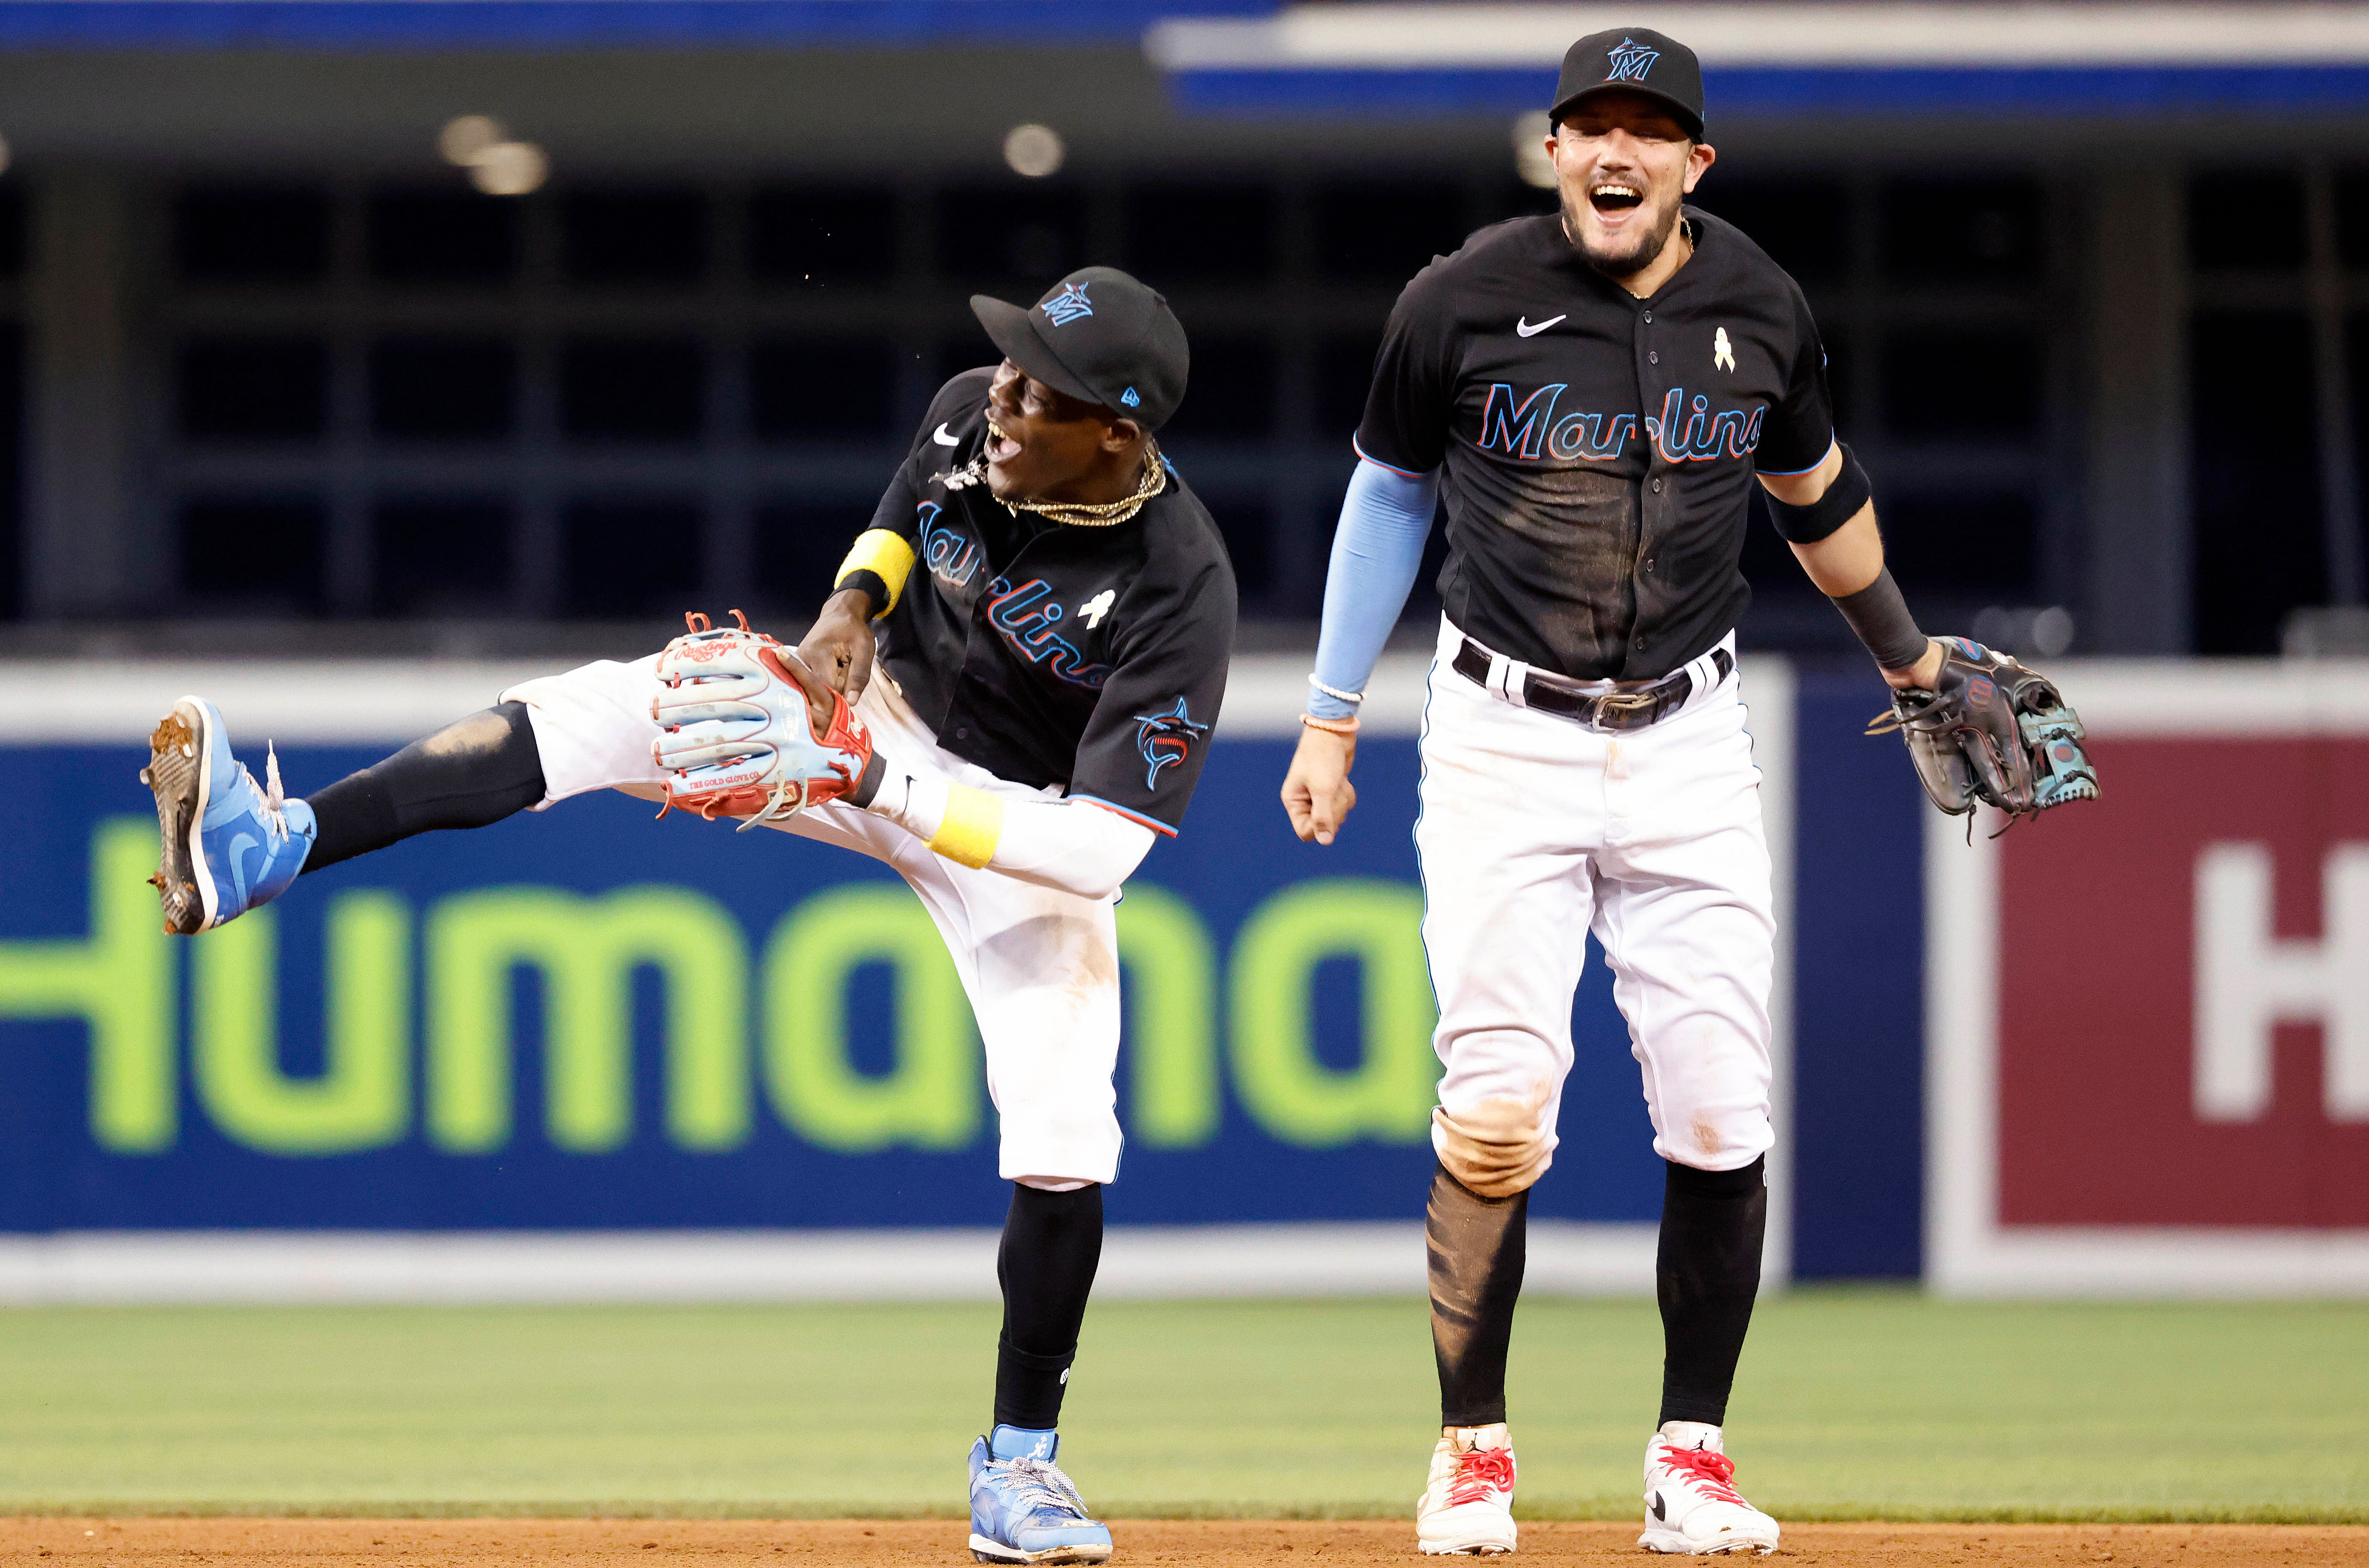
[302,702,547,874]
[994,1182,1103,1431]
[1656,1156,1767,1428]
[1429,1162,1527,1429]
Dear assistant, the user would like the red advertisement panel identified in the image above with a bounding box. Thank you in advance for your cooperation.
[1995,736,2369,1227]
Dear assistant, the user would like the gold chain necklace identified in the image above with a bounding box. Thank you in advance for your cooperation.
[941,441,1167,528]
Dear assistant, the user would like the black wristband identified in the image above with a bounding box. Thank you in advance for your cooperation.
[1830,567,1930,670]
[1764,442,1872,543]
[833,571,888,619]
[850,749,888,808]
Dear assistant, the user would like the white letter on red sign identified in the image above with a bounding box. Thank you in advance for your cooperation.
[2193,842,2369,1122]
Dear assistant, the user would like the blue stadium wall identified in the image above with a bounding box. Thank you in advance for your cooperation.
[0,656,1926,1285]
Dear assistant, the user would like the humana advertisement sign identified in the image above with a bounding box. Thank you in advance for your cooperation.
[0,739,1667,1235]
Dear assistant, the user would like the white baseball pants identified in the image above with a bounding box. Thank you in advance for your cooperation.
[1416,618,1776,1176]
[500,654,1124,1187]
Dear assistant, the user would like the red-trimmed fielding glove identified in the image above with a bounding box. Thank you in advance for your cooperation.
[650,610,876,827]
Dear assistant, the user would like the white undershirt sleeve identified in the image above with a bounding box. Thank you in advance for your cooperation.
[866,769,1157,901]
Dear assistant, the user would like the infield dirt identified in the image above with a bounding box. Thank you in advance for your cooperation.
[8,1519,2369,1566]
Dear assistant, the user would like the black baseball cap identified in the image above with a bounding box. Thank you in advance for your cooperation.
[971,266,1189,433]
[1548,27,1705,139]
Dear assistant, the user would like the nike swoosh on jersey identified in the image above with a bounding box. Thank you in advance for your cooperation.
[1516,315,1566,338]
[932,423,960,446]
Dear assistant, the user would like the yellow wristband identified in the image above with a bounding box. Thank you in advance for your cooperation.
[835,529,917,617]
[926,784,1004,869]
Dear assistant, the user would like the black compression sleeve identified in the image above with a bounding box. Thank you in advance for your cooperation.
[1656,1157,1767,1428]
[1429,1162,1527,1428]
[302,702,546,873]
[1763,442,1872,544]
[1830,567,1930,671]
[994,1182,1104,1430]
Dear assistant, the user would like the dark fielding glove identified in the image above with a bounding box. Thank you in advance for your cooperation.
[1868,637,2099,822]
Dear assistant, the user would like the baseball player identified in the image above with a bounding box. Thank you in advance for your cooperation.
[142,267,1236,1567]
[1280,30,1952,1557]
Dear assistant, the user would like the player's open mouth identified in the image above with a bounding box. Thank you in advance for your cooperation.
[1590,182,1644,216]
[986,419,1024,464]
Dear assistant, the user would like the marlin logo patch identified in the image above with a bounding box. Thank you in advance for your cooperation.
[1606,36,1659,82]
[1133,697,1209,788]
[1041,281,1094,326]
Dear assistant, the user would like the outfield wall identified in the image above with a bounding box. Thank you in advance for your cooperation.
[0,652,2360,1299]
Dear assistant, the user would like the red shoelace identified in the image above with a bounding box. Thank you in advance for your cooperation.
[1446,1447,1517,1507]
[1657,1443,1746,1507]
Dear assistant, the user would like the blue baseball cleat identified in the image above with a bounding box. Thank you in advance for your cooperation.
[141,697,318,934]
[967,1426,1114,1565]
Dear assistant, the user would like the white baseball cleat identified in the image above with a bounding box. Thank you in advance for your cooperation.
[1638,1424,1779,1556]
[1416,1422,1518,1555]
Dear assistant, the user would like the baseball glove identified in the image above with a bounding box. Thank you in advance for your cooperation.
[1868,636,2099,825]
[650,610,876,828]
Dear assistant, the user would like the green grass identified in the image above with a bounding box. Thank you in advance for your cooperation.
[2,1290,2364,1522]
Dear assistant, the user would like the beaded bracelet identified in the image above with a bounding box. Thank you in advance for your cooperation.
[1309,675,1366,706]
[1300,713,1360,736]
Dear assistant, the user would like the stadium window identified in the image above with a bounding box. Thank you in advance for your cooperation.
[1201,494,1274,606]
[934,184,1086,290]
[1121,184,1280,286]
[1878,177,2042,286]
[1314,333,1383,441]
[367,188,523,286]
[1879,492,2038,600]
[1160,337,1275,441]
[369,336,518,441]
[754,498,877,617]
[0,325,19,618]
[2334,167,2369,267]
[1691,177,1852,286]
[2190,309,2326,653]
[748,186,897,286]
[1878,325,2041,440]
[560,188,711,287]
[750,337,899,439]
[0,185,23,280]
[175,337,330,442]
[175,186,332,285]
[177,495,327,614]
[561,498,705,618]
[372,497,517,616]
[560,338,706,442]
[1311,180,1466,283]
[2187,171,2306,272]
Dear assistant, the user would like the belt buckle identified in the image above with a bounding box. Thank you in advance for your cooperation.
[1592,689,1658,730]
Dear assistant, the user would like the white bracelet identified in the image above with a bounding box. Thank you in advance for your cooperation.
[1309,675,1366,706]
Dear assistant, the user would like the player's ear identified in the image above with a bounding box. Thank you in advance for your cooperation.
[1100,416,1144,454]
[1683,141,1715,193]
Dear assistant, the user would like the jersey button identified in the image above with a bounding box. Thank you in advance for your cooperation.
[956,727,970,740]
[1651,478,1663,493]
[1642,310,1653,323]
[1648,350,1659,365]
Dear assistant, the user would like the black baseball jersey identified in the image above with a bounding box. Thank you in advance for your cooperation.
[860,368,1239,836]
[1356,209,1835,683]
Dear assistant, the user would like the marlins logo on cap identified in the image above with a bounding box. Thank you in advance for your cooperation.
[1041,281,1095,326]
[1605,36,1659,82]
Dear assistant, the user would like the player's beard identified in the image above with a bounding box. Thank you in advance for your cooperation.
[1561,182,1684,280]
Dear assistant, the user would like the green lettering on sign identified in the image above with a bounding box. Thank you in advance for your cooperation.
[191,891,411,1154]
[761,884,978,1152]
[1228,879,1438,1147]
[0,820,177,1152]
[425,886,750,1154]
[1116,883,1219,1148]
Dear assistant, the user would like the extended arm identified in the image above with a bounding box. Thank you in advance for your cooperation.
[1759,442,1943,691]
[1282,456,1440,844]
[861,769,1157,901]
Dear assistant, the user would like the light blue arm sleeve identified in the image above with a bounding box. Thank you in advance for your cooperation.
[1307,455,1441,721]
